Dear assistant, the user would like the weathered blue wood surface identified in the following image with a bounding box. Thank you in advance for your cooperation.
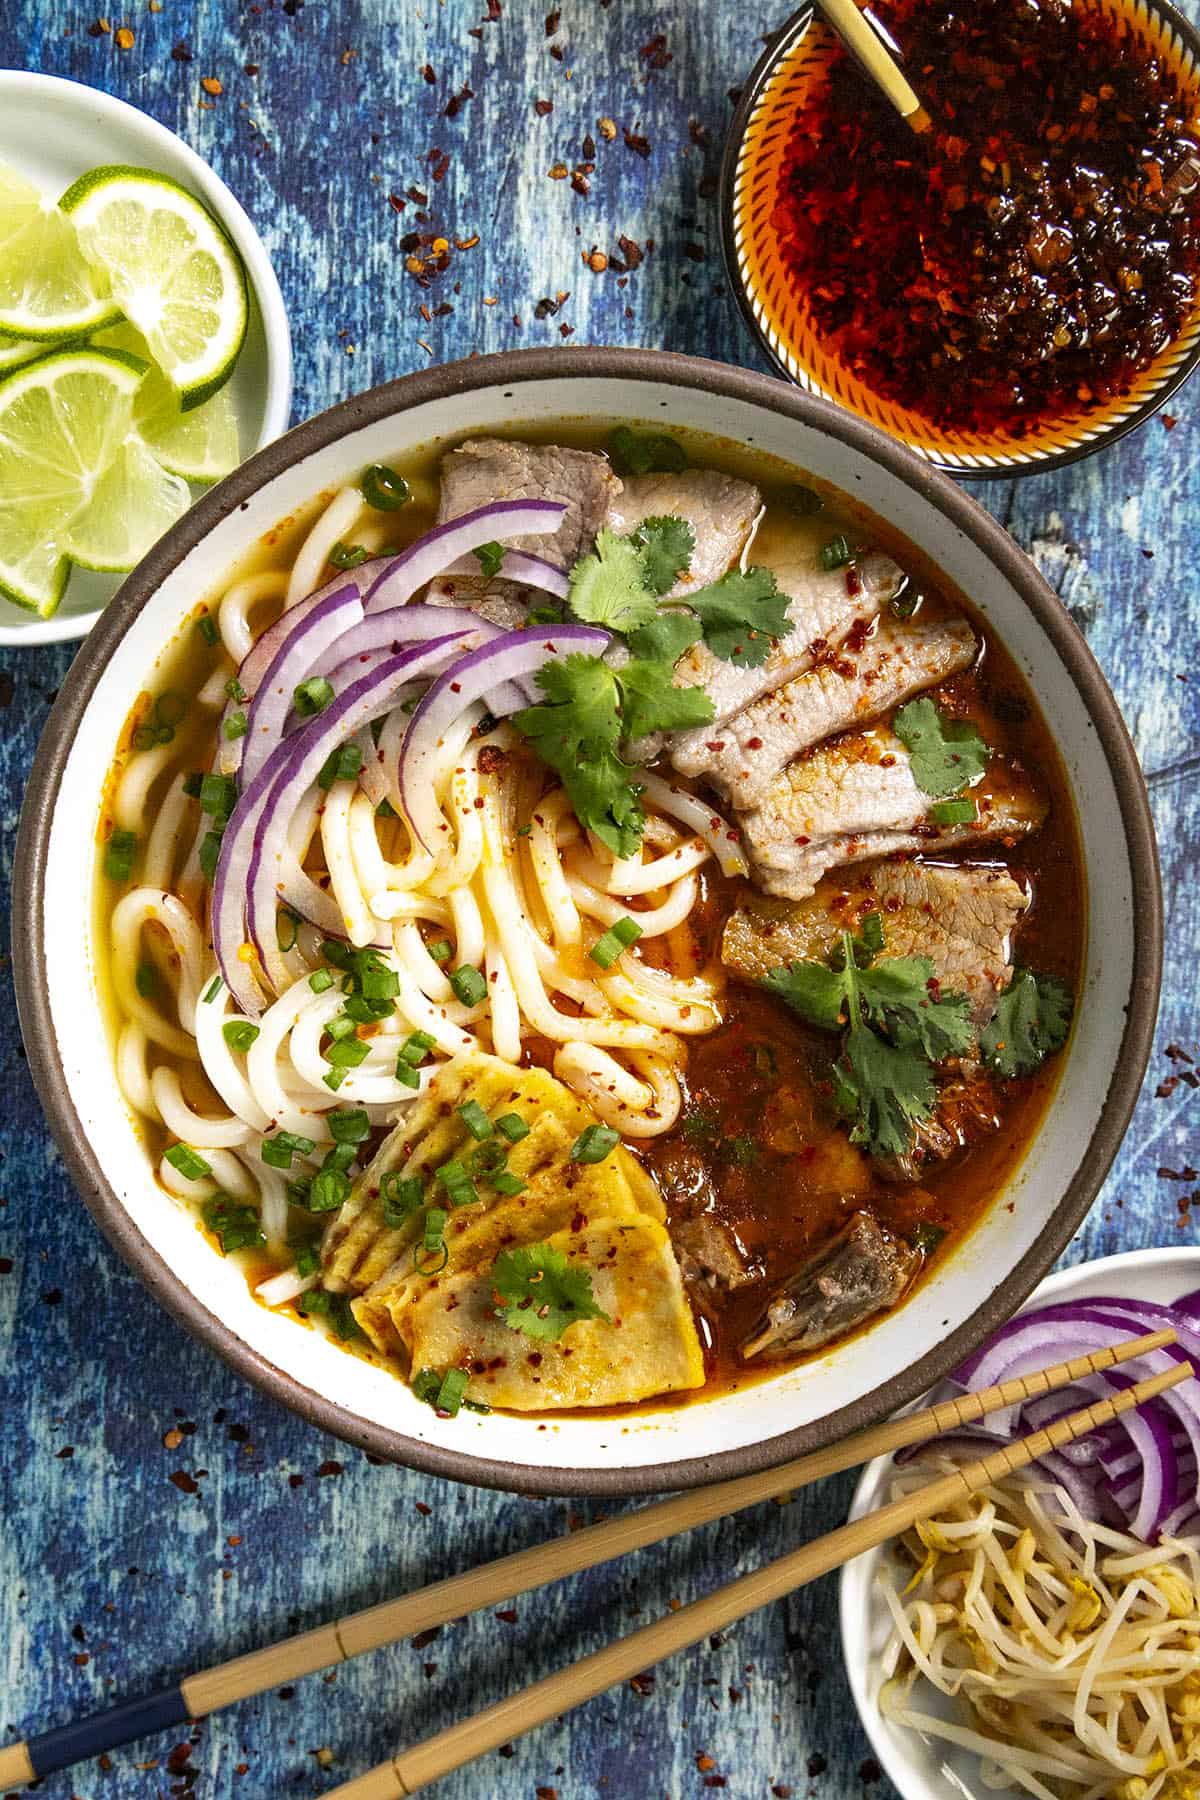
[1,3,1199,1796]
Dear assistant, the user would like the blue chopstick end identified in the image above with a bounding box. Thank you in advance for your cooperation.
[27,1685,191,1778]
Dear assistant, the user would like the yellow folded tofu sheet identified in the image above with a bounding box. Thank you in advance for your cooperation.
[319,1052,703,1410]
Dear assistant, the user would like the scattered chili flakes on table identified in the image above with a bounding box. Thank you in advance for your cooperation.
[772,0,1200,438]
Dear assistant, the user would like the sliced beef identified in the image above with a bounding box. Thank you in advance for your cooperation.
[741,1210,920,1359]
[694,614,977,810]
[722,861,1030,1025]
[436,437,618,567]
[602,470,761,598]
[674,1215,758,1323]
[739,727,1047,901]
[669,549,904,770]
[874,1072,1003,1184]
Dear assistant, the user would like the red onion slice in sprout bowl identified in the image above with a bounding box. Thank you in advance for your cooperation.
[212,635,471,1014]
[362,500,568,614]
[398,624,610,853]
[239,583,366,787]
[435,547,571,600]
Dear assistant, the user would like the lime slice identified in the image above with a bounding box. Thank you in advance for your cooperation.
[96,321,240,482]
[0,160,119,341]
[0,345,167,614]
[64,433,190,572]
[0,332,41,373]
[62,165,248,410]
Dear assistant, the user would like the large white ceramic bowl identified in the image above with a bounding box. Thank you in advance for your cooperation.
[12,349,1161,1495]
[0,70,293,646]
[839,1246,1200,1800]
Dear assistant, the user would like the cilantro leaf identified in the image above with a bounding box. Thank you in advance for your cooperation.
[513,655,646,857]
[568,530,660,634]
[981,969,1073,1077]
[608,426,687,476]
[473,540,505,579]
[688,566,791,667]
[629,515,694,595]
[834,1027,937,1160]
[618,657,714,741]
[893,697,991,799]
[856,957,975,1063]
[625,610,703,665]
[761,960,849,1033]
[490,1242,611,1341]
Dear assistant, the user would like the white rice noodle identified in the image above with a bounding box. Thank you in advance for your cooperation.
[599,956,721,1035]
[193,977,273,1132]
[218,571,287,666]
[116,1021,160,1121]
[113,740,176,834]
[111,888,208,1054]
[256,1264,319,1307]
[320,779,380,950]
[142,773,193,896]
[528,788,582,947]
[554,1044,682,1138]
[566,865,698,939]
[151,1065,256,1148]
[286,487,366,609]
[578,831,711,896]
[196,667,231,711]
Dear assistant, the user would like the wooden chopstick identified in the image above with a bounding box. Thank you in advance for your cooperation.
[324,1360,1193,1799]
[819,0,932,134]
[0,1328,1177,1790]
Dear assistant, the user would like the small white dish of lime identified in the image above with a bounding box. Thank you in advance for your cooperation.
[0,71,292,647]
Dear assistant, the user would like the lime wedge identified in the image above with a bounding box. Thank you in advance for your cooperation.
[96,321,240,482]
[62,165,248,410]
[0,332,41,373]
[0,160,119,341]
[0,345,170,614]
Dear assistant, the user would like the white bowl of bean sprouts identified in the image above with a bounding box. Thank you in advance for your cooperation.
[841,1247,1200,1800]
[12,349,1160,1493]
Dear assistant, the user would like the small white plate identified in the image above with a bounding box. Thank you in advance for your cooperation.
[0,70,292,647]
[839,1245,1200,1800]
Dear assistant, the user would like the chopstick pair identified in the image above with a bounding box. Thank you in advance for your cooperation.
[0,1329,1182,1793]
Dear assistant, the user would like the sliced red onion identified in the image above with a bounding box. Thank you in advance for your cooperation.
[305,603,504,682]
[239,583,365,787]
[363,501,567,615]
[213,636,468,1012]
[436,547,571,599]
[635,769,749,878]
[244,637,470,993]
[399,623,609,851]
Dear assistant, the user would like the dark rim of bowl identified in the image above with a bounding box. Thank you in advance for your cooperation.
[13,346,1162,1497]
[718,0,1200,481]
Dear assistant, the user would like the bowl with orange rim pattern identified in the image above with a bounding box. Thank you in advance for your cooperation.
[720,0,1200,478]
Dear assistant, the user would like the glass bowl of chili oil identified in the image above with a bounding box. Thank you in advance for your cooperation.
[720,0,1200,478]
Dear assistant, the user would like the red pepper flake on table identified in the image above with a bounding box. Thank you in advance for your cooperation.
[771,0,1200,440]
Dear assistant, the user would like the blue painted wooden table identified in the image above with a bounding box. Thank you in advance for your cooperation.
[1,4,1198,1796]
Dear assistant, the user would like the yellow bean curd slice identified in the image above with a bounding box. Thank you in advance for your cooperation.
[406,1216,705,1411]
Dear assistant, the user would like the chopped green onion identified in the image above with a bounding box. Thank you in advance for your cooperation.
[819,534,853,571]
[424,1207,447,1252]
[473,540,505,579]
[395,1060,422,1090]
[203,1197,264,1254]
[929,796,977,826]
[449,964,487,1006]
[199,772,237,822]
[317,743,363,789]
[293,676,335,718]
[399,1030,435,1066]
[376,797,398,820]
[165,1143,211,1181]
[199,832,223,882]
[329,1107,370,1145]
[458,1100,493,1140]
[412,1368,441,1405]
[494,1112,530,1143]
[135,962,157,998]
[890,584,922,621]
[223,1020,260,1053]
[323,1142,357,1174]
[380,1172,424,1225]
[196,613,219,645]
[276,909,299,953]
[426,938,452,965]
[325,1012,358,1041]
[786,483,823,516]
[309,969,334,993]
[224,676,245,701]
[307,1167,350,1213]
[343,994,392,1023]
[358,960,399,1001]
[182,772,204,798]
[492,1170,526,1196]
[437,1159,479,1208]
[296,1245,321,1277]
[526,604,564,627]
[320,939,355,969]
[910,1219,947,1255]
[326,1036,370,1069]
[323,1068,348,1093]
[223,711,247,741]
[361,463,411,512]
[569,1124,619,1165]
[202,975,222,1004]
[468,1140,508,1178]
[261,1130,315,1170]
[589,915,643,969]
[329,540,370,570]
[436,1367,469,1416]
[608,425,687,477]
[104,828,137,881]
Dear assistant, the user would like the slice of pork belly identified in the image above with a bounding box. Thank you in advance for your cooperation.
[722,859,1030,1024]
[694,613,977,809]
[740,726,1047,901]
[670,549,905,770]
[602,469,761,598]
[429,437,619,625]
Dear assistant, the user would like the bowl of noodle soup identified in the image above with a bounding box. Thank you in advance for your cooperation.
[12,349,1159,1493]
